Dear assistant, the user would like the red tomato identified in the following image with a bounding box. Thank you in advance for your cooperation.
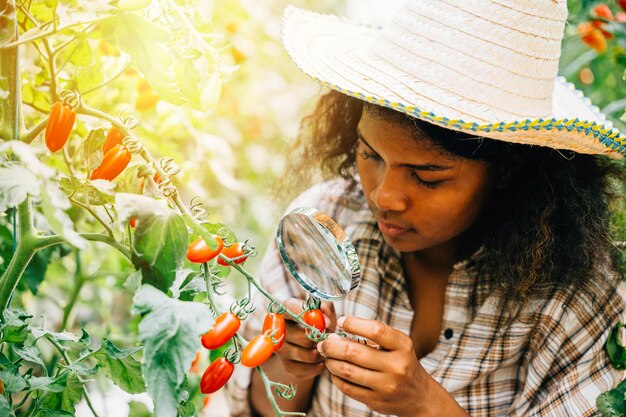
[621,0,626,12]
[201,312,240,350]
[45,101,76,152]
[103,126,125,154]
[241,334,274,367]
[200,357,234,394]
[91,144,132,181]
[303,309,326,332]
[217,242,247,266]
[578,22,607,53]
[186,236,224,264]
[594,3,614,20]
[262,313,286,352]
[129,217,137,228]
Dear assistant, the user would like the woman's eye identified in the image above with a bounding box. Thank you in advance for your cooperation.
[411,173,442,189]
[358,149,382,161]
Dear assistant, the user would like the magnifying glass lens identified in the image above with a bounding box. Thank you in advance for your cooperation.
[276,208,360,302]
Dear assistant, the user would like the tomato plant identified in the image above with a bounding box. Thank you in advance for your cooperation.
[263,312,286,351]
[242,334,275,368]
[201,311,241,350]
[217,241,248,266]
[44,100,76,152]
[200,357,235,394]
[90,144,132,181]
[187,235,224,263]
[303,309,326,332]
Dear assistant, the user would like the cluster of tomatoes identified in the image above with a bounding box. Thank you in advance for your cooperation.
[578,2,626,53]
[194,302,326,395]
[44,101,132,181]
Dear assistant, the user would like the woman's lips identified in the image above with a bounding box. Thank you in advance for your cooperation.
[377,220,411,237]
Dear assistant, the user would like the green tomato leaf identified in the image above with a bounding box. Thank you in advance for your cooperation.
[13,345,46,368]
[94,338,145,394]
[117,194,188,292]
[132,285,213,417]
[0,395,11,417]
[79,128,106,172]
[76,63,105,93]
[28,374,67,393]
[0,162,41,212]
[61,176,115,206]
[0,368,27,392]
[102,14,183,105]
[0,308,32,343]
[41,372,84,414]
[128,401,152,417]
[67,361,98,377]
[124,269,143,293]
[597,378,626,417]
[606,322,626,370]
[31,328,80,342]
[169,268,197,299]
[40,181,88,249]
[69,39,93,66]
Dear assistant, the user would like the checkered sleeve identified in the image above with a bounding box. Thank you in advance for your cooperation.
[508,283,626,417]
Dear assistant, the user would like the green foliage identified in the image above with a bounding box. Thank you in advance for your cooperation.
[94,338,145,393]
[598,378,626,416]
[132,285,213,417]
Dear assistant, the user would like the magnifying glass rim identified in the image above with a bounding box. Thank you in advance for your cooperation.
[276,207,361,302]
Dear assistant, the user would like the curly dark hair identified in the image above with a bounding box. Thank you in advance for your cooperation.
[282,90,626,313]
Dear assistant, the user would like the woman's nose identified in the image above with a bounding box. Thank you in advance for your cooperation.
[369,169,408,213]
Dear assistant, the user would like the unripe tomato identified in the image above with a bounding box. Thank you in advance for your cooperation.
[103,126,125,154]
[187,236,224,264]
[262,313,286,352]
[200,357,234,394]
[217,242,247,266]
[201,312,240,350]
[91,144,132,181]
[241,334,274,368]
[303,309,326,332]
[45,101,76,152]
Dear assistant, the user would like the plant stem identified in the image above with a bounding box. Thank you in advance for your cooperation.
[82,62,133,96]
[0,199,37,313]
[255,355,305,417]
[0,16,109,49]
[35,233,131,261]
[61,251,84,330]
[70,197,115,239]
[47,337,101,417]
[20,116,48,143]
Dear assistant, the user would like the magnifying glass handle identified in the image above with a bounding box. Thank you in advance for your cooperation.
[334,331,381,350]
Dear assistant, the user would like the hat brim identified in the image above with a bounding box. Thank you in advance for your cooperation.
[281,6,625,159]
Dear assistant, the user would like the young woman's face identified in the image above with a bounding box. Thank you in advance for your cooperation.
[356,110,496,254]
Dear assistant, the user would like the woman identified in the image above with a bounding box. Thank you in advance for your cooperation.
[229,1,626,416]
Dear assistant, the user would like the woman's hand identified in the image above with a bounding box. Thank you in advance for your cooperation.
[275,298,336,380]
[317,316,468,417]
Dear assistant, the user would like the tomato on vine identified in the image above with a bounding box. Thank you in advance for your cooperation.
[262,313,286,352]
[103,126,125,154]
[189,351,201,374]
[45,101,76,152]
[186,236,224,264]
[303,309,326,332]
[91,144,131,181]
[241,334,274,367]
[217,242,247,266]
[129,217,137,228]
[200,357,234,394]
[201,312,240,350]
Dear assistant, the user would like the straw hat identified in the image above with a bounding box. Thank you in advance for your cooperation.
[281,0,625,159]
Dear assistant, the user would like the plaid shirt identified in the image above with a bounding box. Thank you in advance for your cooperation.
[228,178,626,417]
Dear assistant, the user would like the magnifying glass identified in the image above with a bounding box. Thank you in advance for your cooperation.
[275,207,361,301]
[275,207,380,349]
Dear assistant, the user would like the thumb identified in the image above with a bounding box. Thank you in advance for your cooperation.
[320,301,337,332]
